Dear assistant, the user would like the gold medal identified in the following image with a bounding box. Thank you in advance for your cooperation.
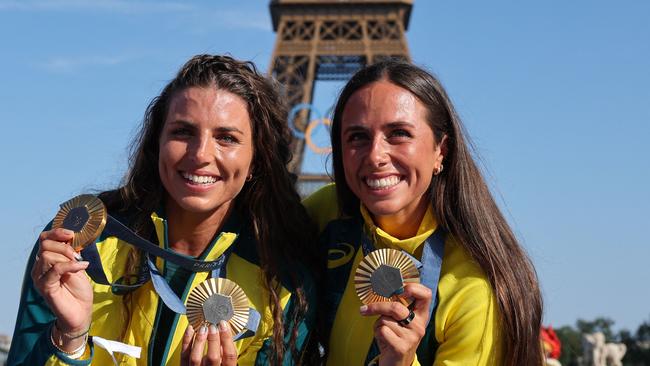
[355,248,420,305]
[52,195,107,251]
[186,278,250,335]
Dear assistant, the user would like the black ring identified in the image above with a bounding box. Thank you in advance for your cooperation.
[397,309,415,326]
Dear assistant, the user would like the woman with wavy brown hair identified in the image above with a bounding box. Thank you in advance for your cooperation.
[304,60,543,365]
[9,54,317,365]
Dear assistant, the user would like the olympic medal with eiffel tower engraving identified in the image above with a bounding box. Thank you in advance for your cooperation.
[355,248,420,305]
[186,278,250,335]
[52,194,107,251]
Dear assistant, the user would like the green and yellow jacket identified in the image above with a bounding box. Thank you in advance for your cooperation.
[8,210,315,365]
[303,184,503,366]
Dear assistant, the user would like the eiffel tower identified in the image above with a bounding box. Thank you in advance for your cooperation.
[269,0,413,194]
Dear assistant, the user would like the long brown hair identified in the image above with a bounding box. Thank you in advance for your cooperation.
[330,61,544,366]
[100,54,315,364]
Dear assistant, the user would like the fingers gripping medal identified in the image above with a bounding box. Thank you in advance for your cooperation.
[52,194,107,252]
[355,248,420,306]
[186,278,250,335]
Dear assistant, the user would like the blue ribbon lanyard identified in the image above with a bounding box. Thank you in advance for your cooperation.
[358,221,446,325]
[80,215,229,287]
[81,214,260,340]
[146,246,233,315]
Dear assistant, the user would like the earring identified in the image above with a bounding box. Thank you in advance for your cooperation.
[246,173,253,182]
[434,163,444,176]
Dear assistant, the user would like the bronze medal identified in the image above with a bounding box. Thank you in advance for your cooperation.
[186,278,250,335]
[355,248,420,305]
[52,194,107,251]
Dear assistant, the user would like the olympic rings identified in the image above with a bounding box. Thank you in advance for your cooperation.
[305,117,332,154]
[287,103,332,155]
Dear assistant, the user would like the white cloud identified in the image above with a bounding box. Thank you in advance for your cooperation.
[0,1,271,31]
[216,10,270,31]
[39,54,132,72]
[0,0,194,14]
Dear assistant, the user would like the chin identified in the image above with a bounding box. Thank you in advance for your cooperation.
[362,201,404,217]
[175,197,224,214]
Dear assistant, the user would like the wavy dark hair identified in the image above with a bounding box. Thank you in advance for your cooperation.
[99,54,315,364]
[330,61,544,366]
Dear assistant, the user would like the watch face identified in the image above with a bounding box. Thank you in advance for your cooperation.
[355,248,420,305]
[186,277,250,335]
[52,194,107,251]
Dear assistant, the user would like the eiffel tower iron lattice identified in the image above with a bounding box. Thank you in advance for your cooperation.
[268,0,413,192]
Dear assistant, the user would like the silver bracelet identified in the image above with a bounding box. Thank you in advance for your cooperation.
[50,322,89,357]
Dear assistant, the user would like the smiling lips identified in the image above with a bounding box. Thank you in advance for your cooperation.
[365,175,402,190]
[181,171,218,185]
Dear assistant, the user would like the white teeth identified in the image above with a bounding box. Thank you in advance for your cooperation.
[366,176,400,189]
[182,172,217,185]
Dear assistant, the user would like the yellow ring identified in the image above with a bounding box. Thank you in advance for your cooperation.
[304,117,332,155]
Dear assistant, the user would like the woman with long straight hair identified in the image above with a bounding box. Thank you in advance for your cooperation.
[9,54,317,365]
[304,60,543,365]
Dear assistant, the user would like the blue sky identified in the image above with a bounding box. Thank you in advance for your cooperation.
[0,0,648,337]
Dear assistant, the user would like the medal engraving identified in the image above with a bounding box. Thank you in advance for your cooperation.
[203,294,234,325]
[370,264,404,298]
[62,207,90,232]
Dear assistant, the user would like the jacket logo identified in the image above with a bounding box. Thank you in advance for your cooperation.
[327,242,355,269]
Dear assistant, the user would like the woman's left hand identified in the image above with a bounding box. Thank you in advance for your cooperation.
[360,283,433,366]
[181,322,237,366]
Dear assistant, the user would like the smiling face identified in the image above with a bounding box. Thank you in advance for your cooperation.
[158,86,253,219]
[341,80,445,227]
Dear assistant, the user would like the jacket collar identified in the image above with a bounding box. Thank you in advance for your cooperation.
[149,209,241,263]
[359,204,438,255]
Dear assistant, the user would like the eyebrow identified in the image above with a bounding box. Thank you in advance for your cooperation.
[214,126,245,134]
[343,121,416,133]
[168,120,245,134]
[342,124,369,134]
[385,121,416,129]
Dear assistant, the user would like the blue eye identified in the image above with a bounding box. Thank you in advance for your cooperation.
[390,129,412,138]
[217,134,239,144]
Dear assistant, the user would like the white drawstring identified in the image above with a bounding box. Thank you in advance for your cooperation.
[92,336,141,365]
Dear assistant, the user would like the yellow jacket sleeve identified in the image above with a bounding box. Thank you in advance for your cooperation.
[302,183,339,233]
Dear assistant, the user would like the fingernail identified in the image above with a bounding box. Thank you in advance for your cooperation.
[79,261,90,267]
[359,305,368,314]
[62,229,74,235]
[209,324,217,334]
[199,325,208,334]
[218,320,228,332]
[74,253,83,261]
[185,325,193,335]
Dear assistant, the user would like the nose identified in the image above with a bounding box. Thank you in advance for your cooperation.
[188,134,213,164]
[367,136,389,167]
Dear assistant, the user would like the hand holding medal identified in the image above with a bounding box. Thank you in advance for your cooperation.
[355,248,434,366]
[31,195,102,353]
[182,278,248,366]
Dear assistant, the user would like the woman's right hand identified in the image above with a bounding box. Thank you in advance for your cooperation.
[31,228,93,336]
[360,283,433,366]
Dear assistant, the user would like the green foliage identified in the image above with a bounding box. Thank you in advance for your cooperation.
[619,317,650,366]
[555,325,582,366]
[551,316,650,366]
[577,317,616,341]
